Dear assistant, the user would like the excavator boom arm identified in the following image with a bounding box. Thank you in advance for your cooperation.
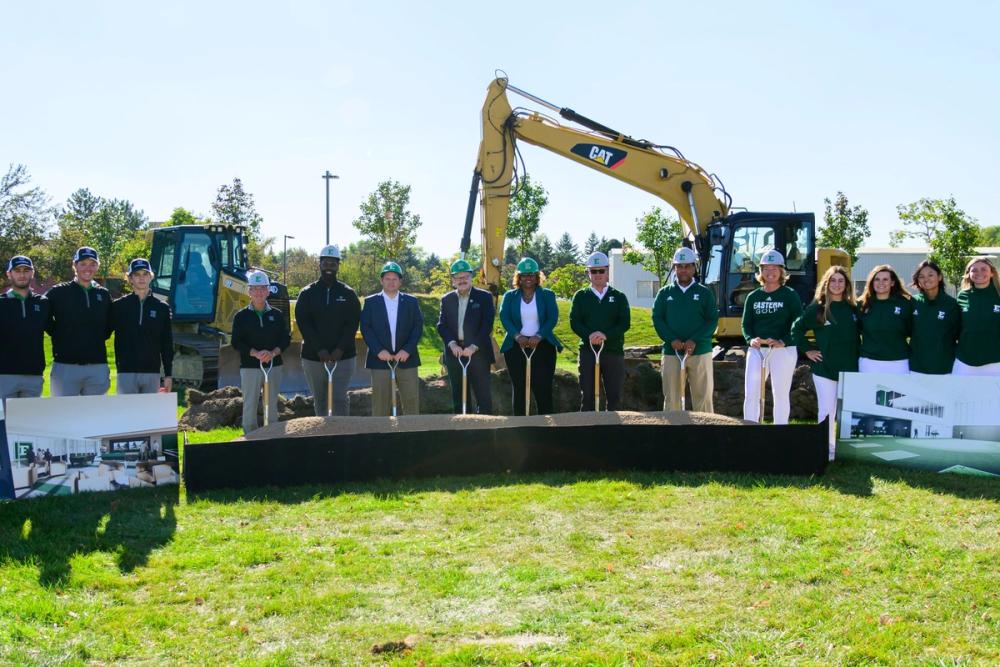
[465,77,730,295]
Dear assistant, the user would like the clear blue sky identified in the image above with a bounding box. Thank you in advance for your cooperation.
[3,1,997,258]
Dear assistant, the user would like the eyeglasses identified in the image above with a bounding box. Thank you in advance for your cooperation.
[589,268,607,275]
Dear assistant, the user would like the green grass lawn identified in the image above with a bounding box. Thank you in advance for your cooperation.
[1,463,998,664]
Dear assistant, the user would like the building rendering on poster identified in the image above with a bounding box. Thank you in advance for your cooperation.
[4,394,178,499]
[837,373,1000,477]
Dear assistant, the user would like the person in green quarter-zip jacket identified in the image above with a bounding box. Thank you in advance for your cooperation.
[232,270,291,434]
[652,247,718,413]
[954,256,1000,376]
[570,251,630,411]
[112,258,173,394]
[791,265,859,459]
[857,264,912,374]
[908,260,960,376]
[741,249,802,424]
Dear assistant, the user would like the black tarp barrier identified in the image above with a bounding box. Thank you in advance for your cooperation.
[184,418,830,493]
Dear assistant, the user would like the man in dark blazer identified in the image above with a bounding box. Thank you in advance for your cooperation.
[359,262,423,416]
[436,259,496,414]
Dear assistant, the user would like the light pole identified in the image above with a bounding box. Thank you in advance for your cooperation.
[322,170,339,245]
[283,235,295,285]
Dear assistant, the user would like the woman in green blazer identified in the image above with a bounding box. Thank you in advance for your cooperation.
[499,258,563,415]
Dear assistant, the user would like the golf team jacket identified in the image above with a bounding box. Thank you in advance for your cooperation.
[45,280,113,365]
[111,293,175,376]
[0,289,50,375]
[231,304,291,369]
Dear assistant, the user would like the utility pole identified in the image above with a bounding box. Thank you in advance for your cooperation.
[283,235,295,285]
[322,170,339,245]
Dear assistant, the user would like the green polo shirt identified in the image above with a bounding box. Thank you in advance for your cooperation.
[909,291,961,374]
[791,300,860,381]
[956,286,1000,367]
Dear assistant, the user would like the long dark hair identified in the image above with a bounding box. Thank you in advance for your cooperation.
[910,259,947,295]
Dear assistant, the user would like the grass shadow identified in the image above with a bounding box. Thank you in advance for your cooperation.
[184,458,1000,507]
[0,485,178,586]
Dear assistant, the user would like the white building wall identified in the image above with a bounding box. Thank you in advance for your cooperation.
[853,247,1000,297]
[608,248,661,308]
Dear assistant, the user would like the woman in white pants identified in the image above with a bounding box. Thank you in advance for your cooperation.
[791,266,860,459]
[953,257,1000,376]
[741,249,803,424]
[857,265,912,374]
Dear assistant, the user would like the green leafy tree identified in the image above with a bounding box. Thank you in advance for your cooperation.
[527,233,555,270]
[211,178,272,266]
[0,164,54,265]
[819,191,871,264]
[891,196,962,248]
[165,207,201,226]
[547,264,588,299]
[622,207,683,284]
[597,237,623,255]
[57,189,148,278]
[507,174,549,256]
[978,225,1000,246]
[552,232,581,269]
[212,178,263,238]
[110,231,153,283]
[584,231,600,255]
[337,240,383,297]
[352,180,423,261]
[895,197,980,286]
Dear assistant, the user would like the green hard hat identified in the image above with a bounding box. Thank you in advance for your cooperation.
[516,257,540,273]
[380,261,403,278]
[450,259,473,275]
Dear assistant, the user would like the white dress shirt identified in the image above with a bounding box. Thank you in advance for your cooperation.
[381,291,400,350]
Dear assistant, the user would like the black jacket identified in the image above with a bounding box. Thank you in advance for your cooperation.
[231,305,291,368]
[0,289,50,375]
[45,281,113,364]
[112,293,175,375]
[294,279,361,361]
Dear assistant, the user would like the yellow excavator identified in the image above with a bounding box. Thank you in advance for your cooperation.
[460,76,849,341]
[148,223,307,392]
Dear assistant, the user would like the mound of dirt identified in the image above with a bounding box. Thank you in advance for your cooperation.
[240,410,751,441]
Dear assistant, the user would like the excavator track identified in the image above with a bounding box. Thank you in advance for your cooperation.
[173,333,221,391]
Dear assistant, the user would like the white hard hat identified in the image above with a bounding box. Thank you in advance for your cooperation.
[585,251,610,268]
[247,270,270,287]
[320,245,341,259]
[672,247,697,265]
[759,249,785,267]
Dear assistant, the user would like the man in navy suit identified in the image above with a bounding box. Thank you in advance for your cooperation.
[436,259,496,414]
[360,262,423,416]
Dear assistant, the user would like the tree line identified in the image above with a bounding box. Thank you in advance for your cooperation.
[2,163,990,297]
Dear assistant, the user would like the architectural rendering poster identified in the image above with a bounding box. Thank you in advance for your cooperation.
[4,393,178,500]
[837,373,1000,477]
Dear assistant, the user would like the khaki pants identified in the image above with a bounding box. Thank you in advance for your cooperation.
[370,367,420,416]
[661,351,714,413]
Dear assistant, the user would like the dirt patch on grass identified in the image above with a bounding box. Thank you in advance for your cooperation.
[240,411,752,441]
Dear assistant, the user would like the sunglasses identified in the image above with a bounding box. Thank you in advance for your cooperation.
[589,268,607,275]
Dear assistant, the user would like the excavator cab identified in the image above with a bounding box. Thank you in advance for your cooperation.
[703,212,818,338]
[149,224,305,392]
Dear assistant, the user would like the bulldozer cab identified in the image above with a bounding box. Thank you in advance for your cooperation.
[703,212,816,337]
[150,224,248,320]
